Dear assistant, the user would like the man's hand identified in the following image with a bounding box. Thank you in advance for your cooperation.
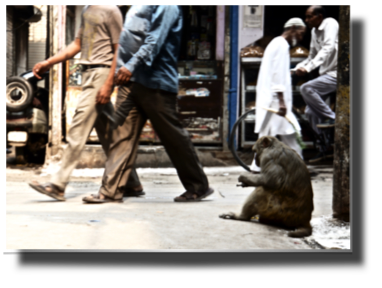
[96,84,113,105]
[115,66,132,86]
[276,92,287,117]
[32,60,51,79]
[295,67,307,77]
[277,103,287,117]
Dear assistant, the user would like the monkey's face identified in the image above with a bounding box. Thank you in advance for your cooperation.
[253,136,274,167]
[252,140,261,167]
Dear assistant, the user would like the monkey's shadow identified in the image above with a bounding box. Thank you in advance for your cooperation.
[224,216,298,235]
[249,219,295,231]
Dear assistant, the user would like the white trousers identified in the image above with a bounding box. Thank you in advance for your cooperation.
[250,96,303,172]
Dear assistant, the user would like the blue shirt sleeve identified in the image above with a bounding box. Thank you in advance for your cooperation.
[124,6,179,74]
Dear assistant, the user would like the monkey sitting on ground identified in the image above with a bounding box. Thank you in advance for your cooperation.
[219,136,314,238]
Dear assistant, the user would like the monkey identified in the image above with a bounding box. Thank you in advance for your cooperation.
[219,136,314,238]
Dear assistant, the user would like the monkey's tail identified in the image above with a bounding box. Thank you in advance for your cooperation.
[287,226,312,238]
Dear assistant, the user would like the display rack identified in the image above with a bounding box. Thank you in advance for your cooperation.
[175,59,223,144]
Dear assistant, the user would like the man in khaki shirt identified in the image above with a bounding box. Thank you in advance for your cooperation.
[29,5,144,201]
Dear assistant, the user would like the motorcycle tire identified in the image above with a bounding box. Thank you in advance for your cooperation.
[6,76,34,112]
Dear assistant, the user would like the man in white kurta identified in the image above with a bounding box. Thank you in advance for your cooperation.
[250,18,306,172]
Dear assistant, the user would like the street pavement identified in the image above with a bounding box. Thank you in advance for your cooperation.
[6,163,347,251]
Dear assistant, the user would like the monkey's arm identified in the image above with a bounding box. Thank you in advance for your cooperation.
[238,173,266,187]
[238,163,286,189]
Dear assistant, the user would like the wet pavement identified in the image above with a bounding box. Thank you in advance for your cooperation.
[6,160,350,251]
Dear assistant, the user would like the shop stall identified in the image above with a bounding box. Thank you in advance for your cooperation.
[65,5,226,146]
[237,5,340,149]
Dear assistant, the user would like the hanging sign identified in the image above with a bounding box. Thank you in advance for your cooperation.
[243,5,263,29]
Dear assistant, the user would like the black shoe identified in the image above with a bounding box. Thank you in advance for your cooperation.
[325,153,334,158]
[317,118,335,129]
[122,187,145,197]
[309,152,325,163]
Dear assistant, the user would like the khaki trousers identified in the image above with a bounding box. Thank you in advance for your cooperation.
[99,82,209,200]
[51,67,141,191]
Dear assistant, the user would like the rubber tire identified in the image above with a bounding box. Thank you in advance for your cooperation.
[228,108,257,172]
[6,76,34,112]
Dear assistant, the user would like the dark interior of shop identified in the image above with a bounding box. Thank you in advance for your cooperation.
[264,5,340,50]
[178,6,340,59]
[179,6,217,62]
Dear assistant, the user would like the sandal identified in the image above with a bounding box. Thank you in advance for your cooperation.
[29,181,66,201]
[82,194,123,204]
[174,187,214,202]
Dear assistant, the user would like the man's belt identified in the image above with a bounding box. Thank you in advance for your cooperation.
[81,64,110,72]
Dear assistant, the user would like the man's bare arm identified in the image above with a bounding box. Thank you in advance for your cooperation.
[96,43,119,104]
[33,38,82,79]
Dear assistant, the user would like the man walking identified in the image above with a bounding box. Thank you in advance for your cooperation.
[83,5,213,203]
[29,5,144,200]
[250,18,306,172]
[294,5,338,163]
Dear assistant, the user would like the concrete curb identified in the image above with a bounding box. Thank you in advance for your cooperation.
[75,145,228,168]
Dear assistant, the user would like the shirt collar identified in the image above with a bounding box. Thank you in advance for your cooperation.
[318,18,327,31]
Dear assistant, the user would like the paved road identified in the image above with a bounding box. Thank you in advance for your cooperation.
[6,165,336,250]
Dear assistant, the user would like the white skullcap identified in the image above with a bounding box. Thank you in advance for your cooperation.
[284,18,306,28]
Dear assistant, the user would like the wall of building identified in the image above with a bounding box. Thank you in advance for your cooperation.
[74,6,84,33]
[15,20,29,76]
[6,6,14,78]
[28,5,47,89]
[73,5,85,60]
[229,6,264,147]
[238,5,264,49]
[28,5,48,71]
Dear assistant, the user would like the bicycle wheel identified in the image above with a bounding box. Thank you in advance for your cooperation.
[228,108,258,171]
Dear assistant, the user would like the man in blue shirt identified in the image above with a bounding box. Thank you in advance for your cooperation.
[83,6,213,203]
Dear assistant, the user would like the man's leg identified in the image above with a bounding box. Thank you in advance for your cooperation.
[96,85,147,200]
[133,84,210,197]
[50,68,110,191]
[304,106,321,135]
[94,99,143,196]
[300,74,337,134]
